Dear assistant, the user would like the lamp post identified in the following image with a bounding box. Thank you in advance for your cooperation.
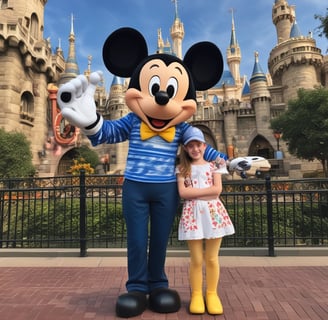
[101,154,110,173]
[273,130,282,151]
[273,130,283,160]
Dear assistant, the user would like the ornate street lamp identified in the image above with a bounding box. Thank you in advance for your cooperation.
[101,154,110,173]
[273,130,283,160]
[273,130,282,151]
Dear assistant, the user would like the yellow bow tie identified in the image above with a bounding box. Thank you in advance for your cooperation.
[140,122,175,142]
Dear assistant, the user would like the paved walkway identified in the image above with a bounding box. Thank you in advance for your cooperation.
[0,255,327,320]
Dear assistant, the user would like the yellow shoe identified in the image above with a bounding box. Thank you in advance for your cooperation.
[189,293,205,314]
[205,292,223,315]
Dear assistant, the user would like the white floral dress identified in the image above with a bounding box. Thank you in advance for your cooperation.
[177,162,235,240]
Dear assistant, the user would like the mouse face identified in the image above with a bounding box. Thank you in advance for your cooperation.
[126,57,197,132]
[102,27,223,131]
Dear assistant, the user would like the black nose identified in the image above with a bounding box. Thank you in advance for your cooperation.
[155,91,169,105]
[60,92,72,103]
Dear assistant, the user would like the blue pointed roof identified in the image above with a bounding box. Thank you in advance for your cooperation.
[230,11,237,47]
[214,70,235,88]
[250,52,266,83]
[290,20,302,38]
[111,75,125,86]
[242,80,250,95]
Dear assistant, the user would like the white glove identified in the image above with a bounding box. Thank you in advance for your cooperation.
[228,157,252,173]
[57,71,104,135]
[214,156,229,175]
[229,156,271,178]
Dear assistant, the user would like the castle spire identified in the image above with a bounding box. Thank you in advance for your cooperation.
[173,0,179,20]
[250,52,266,83]
[170,0,184,59]
[230,8,237,47]
[226,8,241,86]
[70,12,74,35]
[290,19,302,38]
[59,14,80,85]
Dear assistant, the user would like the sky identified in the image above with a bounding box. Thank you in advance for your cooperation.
[44,0,327,89]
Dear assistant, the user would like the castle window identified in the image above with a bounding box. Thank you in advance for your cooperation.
[1,0,8,9]
[203,106,214,120]
[30,13,39,39]
[25,17,30,28]
[20,91,34,123]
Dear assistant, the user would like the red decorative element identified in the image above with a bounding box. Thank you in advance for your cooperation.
[48,85,78,146]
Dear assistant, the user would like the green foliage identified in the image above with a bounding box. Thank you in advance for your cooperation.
[2,192,327,248]
[2,198,124,248]
[75,145,100,169]
[315,8,328,41]
[0,128,35,178]
[222,200,328,247]
[271,87,328,176]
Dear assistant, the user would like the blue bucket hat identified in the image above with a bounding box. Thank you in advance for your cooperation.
[183,127,206,145]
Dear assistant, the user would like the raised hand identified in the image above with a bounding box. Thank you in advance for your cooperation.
[57,71,103,129]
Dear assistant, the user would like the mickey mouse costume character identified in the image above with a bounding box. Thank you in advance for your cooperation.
[57,27,251,318]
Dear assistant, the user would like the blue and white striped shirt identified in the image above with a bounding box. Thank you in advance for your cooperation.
[88,113,226,183]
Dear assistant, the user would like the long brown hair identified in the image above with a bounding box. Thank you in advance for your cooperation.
[177,146,192,178]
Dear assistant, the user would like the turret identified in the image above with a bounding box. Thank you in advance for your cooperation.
[105,76,129,173]
[269,3,323,100]
[58,14,80,85]
[157,28,173,55]
[226,10,241,86]
[272,0,295,44]
[250,52,271,134]
[170,0,184,58]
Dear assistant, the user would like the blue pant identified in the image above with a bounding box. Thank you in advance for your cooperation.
[122,179,180,293]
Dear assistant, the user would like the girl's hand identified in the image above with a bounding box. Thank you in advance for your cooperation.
[184,176,193,188]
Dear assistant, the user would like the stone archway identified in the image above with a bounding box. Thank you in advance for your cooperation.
[249,135,274,159]
[56,148,79,175]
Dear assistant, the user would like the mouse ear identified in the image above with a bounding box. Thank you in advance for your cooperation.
[183,41,223,91]
[102,27,148,77]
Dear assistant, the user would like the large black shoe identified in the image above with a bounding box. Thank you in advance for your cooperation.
[115,291,147,318]
[149,288,181,313]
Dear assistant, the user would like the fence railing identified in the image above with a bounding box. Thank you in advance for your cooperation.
[1,172,328,257]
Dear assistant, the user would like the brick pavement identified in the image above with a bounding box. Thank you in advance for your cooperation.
[0,256,327,320]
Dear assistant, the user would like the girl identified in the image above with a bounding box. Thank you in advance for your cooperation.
[176,127,235,315]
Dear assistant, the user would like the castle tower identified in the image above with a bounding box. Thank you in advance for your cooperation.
[157,28,173,55]
[324,56,328,87]
[170,0,184,59]
[226,10,241,86]
[269,1,323,100]
[250,52,271,135]
[0,0,64,171]
[272,0,295,44]
[157,29,165,53]
[105,76,129,173]
[58,14,80,85]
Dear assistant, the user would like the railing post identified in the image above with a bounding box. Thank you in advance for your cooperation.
[265,175,275,257]
[79,169,87,257]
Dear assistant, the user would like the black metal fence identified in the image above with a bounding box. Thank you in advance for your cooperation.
[1,172,328,257]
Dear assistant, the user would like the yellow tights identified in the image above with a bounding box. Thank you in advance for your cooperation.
[187,238,223,315]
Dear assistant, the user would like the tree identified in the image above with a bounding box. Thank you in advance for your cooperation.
[74,145,99,169]
[315,8,328,40]
[0,128,35,178]
[270,87,328,177]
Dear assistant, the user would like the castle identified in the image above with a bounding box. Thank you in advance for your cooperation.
[0,0,327,178]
